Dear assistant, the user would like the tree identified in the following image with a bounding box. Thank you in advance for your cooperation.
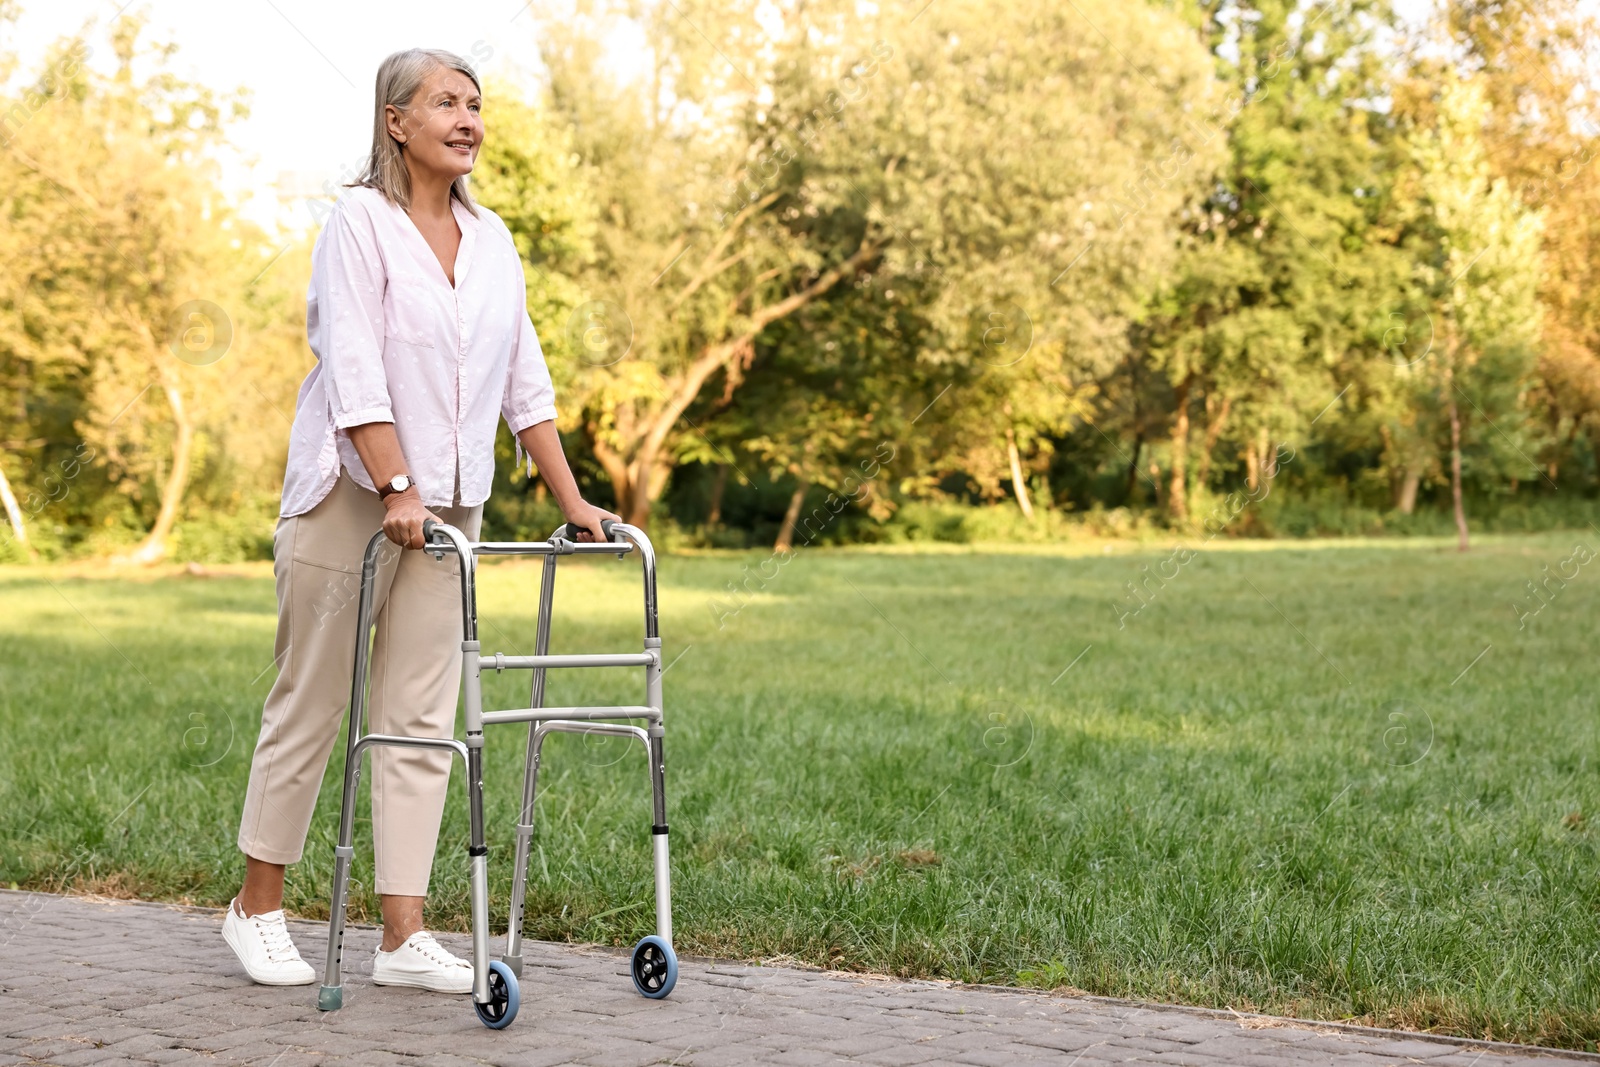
[517,0,1219,528]
[469,80,598,395]
[718,267,947,548]
[0,15,293,563]
[1397,73,1543,550]
[1136,0,1403,524]
[1446,0,1600,489]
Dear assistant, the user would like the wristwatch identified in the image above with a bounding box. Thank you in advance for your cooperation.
[377,474,413,499]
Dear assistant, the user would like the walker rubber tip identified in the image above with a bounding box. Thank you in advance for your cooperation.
[318,985,343,1011]
[499,953,523,977]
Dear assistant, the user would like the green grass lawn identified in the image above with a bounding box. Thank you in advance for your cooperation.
[2,532,1598,1048]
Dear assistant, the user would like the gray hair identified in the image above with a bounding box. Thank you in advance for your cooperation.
[352,48,480,216]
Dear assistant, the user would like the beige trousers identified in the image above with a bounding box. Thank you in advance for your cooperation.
[238,469,482,895]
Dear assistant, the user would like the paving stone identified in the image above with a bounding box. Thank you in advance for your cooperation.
[5,1021,76,1040]
[1428,1054,1524,1067]
[36,1048,101,1067]
[812,1033,907,1057]
[0,891,1584,1067]
[852,1043,955,1066]
[474,1046,588,1067]
[230,1053,327,1067]
[678,1041,788,1066]
[765,1050,857,1067]
[131,1050,214,1065]
[1104,1032,1212,1056]
[576,1037,680,1066]
[1008,1029,1108,1054]
[948,1046,1066,1067]
[11,1037,90,1060]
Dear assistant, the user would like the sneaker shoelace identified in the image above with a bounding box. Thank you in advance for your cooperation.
[406,932,470,969]
[251,913,300,964]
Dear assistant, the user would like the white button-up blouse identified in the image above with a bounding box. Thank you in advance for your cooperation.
[279,185,557,517]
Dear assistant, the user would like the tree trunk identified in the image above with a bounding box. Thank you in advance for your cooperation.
[1004,425,1034,519]
[1196,393,1231,488]
[128,381,192,565]
[1256,425,1278,490]
[1245,438,1259,493]
[1379,424,1397,503]
[1123,433,1143,504]
[1447,386,1469,552]
[774,479,809,552]
[1168,375,1192,522]
[0,457,28,550]
[589,432,638,525]
[591,428,660,528]
[1254,422,1280,495]
[626,445,656,529]
[1553,415,1579,487]
[602,240,881,531]
[1396,468,1422,514]
[706,463,728,526]
[625,454,674,530]
[1546,403,1564,487]
[1591,413,1600,489]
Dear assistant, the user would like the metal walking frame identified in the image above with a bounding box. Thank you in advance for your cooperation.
[316,518,677,1029]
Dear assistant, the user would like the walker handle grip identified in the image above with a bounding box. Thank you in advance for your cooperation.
[558,518,619,543]
[422,518,440,542]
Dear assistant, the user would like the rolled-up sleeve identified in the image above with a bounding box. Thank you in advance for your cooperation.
[312,202,393,429]
[501,304,558,435]
[502,303,560,479]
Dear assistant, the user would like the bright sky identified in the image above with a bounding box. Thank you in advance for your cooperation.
[0,0,623,232]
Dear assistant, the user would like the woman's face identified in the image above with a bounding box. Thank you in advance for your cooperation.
[389,65,483,183]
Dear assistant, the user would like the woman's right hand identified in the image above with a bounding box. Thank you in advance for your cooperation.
[382,487,443,549]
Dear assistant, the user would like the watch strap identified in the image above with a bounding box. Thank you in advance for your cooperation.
[378,474,412,500]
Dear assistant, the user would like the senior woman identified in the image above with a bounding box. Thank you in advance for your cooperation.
[222,48,617,993]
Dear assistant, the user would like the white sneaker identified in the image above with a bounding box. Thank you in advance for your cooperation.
[372,932,474,993]
[222,898,316,986]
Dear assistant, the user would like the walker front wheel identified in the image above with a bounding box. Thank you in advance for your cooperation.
[473,960,520,1029]
[630,935,677,999]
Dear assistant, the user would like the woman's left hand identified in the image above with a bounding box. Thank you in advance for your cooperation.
[564,499,622,543]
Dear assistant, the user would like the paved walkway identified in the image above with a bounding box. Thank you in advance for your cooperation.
[0,891,1590,1067]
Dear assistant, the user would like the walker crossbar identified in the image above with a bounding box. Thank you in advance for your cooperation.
[440,540,634,557]
[317,517,678,1027]
[481,705,661,726]
[484,652,656,670]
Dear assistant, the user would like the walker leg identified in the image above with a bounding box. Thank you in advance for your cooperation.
[644,617,671,943]
[503,555,558,975]
[462,637,492,1006]
[319,830,356,1010]
[319,532,386,1011]
[319,764,361,1010]
[500,743,543,977]
[320,734,366,1010]
[466,744,492,1004]
[647,729,672,943]
[633,723,677,999]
